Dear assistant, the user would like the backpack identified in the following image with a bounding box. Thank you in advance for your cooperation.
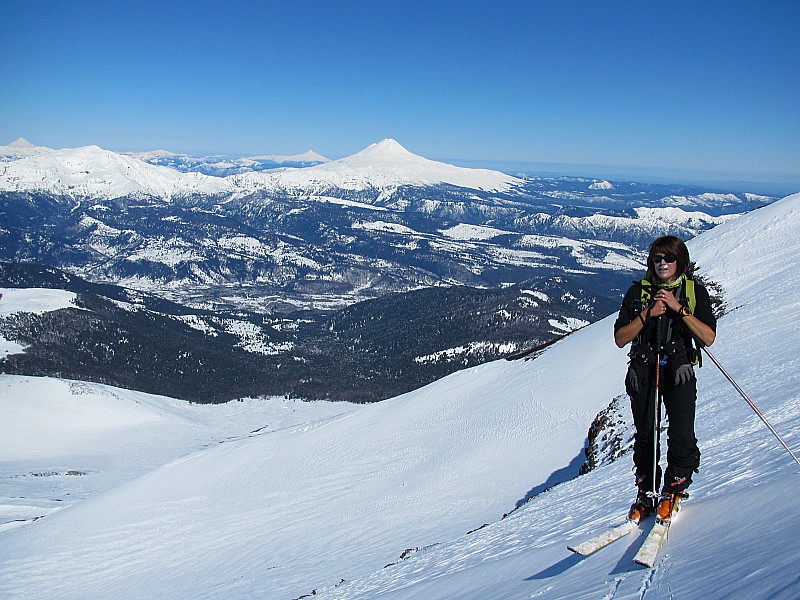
[634,274,701,366]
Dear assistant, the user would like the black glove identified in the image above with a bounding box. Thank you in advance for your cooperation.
[625,348,654,397]
[674,363,694,386]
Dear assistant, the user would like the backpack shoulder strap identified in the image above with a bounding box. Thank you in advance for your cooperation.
[679,277,703,365]
[638,278,654,305]
[685,277,697,314]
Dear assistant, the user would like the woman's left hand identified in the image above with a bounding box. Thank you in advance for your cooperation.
[654,288,682,312]
[657,287,716,347]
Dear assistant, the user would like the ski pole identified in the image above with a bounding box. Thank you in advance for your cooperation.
[702,346,800,468]
[651,316,663,498]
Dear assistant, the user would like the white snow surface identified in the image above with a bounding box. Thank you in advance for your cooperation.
[0,288,79,317]
[1,192,799,599]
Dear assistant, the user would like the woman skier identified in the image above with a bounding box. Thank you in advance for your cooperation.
[614,235,716,522]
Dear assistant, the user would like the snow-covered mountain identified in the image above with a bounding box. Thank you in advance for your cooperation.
[236,138,523,192]
[0,139,519,198]
[0,138,330,178]
[0,144,231,199]
[1,192,798,598]
[125,148,330,176]
[0,137,775,312]
[589,179,613,190]
[0,137,55,160]
[245,149,330,164]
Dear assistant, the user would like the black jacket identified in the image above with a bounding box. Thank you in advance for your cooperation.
[614,277,717,356]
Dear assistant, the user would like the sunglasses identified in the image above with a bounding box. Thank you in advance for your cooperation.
[652,254,677,264]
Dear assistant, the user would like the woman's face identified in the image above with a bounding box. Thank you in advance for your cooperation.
[652,252,679,283]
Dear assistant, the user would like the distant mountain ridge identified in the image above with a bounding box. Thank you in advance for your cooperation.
[0,138,520,197]
[0,138,331,178]
[0,144,232,198]
[245,149,329,163]
[0,137,54,159]
[0,137,775,313]
[0,138,784,403]
[125,148,331,176]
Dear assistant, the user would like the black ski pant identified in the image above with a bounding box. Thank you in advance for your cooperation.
[629,372,700,496]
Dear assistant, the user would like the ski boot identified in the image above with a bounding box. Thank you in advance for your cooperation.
[656,491,689,523]
[627,490,656,523]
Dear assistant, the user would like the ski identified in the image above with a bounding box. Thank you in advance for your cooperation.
[567,519,637,556]
[633,519,670,567]
[633,494,684,568]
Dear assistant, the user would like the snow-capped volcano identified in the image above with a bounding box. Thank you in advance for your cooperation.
[0,137,54,160]
[339,138,435,167]
[7,137,37,149]
[272,138,523,191]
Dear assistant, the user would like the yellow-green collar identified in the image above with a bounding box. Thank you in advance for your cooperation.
[657,274,686,290]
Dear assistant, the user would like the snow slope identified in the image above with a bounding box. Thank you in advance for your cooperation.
[0,319,623,598]
[0,193,798,599]
[0,378,359,528]
[318,191,800,599]
[0,287,79,317]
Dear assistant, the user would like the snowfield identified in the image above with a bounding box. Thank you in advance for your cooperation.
[0,288,79,317]
[0,192,799,599]
[0,288,83,356]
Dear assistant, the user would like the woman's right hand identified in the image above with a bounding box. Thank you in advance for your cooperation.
[649,300,667,318]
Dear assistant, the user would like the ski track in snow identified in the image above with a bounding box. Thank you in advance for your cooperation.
[0,193,799,599]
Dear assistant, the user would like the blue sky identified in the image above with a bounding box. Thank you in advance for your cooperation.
[2,0,798,185]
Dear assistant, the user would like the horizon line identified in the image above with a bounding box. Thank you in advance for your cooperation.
[4,136,798,196]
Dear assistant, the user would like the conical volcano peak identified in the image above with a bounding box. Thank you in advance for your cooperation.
[340,138,421,166]
[366,138,412,154]
[1,137,55,158]
[8,137,38,149]
[290,138,522,191]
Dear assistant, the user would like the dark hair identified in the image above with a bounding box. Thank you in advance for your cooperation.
[647,236,690,277]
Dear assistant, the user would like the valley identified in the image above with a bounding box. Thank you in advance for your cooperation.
[0,138,776,402]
